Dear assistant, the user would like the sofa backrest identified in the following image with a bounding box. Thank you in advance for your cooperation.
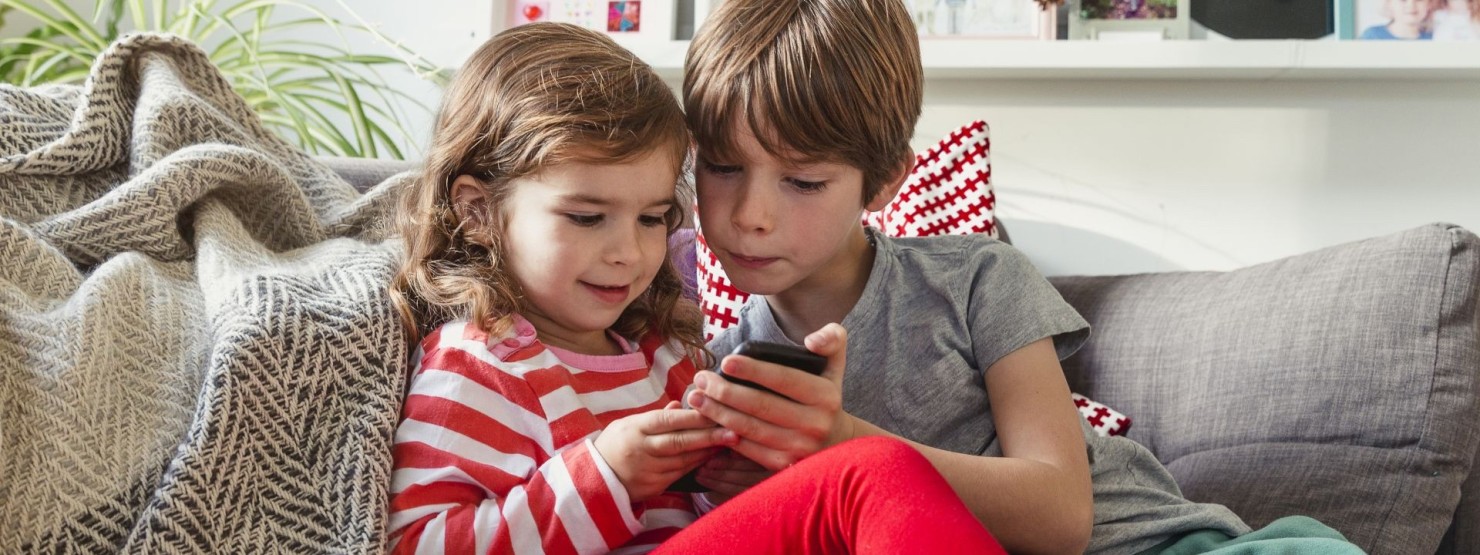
[1050,223,1480,555]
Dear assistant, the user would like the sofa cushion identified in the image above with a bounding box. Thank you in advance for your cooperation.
[1049,223,1480,555]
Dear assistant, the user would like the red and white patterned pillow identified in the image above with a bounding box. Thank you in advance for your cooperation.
[696,120,1130,437]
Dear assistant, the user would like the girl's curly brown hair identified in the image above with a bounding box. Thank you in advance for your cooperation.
[390,22,707,365]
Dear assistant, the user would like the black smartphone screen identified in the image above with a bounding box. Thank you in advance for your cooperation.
[719,341,827,394]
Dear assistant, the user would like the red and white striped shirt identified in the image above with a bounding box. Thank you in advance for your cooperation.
[388,315,702,554]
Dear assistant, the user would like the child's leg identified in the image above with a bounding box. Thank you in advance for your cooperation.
[653,436,1005,555]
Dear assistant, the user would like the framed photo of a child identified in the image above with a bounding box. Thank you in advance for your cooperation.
[1356,0,1480,40]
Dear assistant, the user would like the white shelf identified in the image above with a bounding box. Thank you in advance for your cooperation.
[625,40,1480,80]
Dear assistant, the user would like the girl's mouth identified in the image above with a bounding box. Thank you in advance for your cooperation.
[582,282,630,303]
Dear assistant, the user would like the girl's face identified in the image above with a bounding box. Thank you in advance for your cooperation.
[500,150,678,353]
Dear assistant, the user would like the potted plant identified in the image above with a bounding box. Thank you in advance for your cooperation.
[0,0,447,159]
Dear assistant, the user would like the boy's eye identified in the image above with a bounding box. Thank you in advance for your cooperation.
[702,161,741,175]
[786,178,827,193]
[566,213,602,226]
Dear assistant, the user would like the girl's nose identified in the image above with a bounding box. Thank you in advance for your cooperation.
[604,221,645,266]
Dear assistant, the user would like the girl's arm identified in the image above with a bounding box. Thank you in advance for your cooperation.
[389,350,733,554]
[388,361,637,555]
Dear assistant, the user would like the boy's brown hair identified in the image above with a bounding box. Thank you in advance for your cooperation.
[390,22,706,363]
[683,0,923,203]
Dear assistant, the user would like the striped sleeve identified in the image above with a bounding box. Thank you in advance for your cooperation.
[387,344,642,554]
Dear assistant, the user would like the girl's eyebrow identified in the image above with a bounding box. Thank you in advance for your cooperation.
[558,193,677,209]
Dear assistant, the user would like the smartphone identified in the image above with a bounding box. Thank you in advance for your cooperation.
[717,341,828,395]
[668,342,827,493]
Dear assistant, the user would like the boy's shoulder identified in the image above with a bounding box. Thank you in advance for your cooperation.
[879,231,1028,277]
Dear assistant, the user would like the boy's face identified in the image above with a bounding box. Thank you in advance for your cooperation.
[696,124,885,296]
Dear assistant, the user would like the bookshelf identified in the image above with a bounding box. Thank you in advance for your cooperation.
[622,40,1480,80]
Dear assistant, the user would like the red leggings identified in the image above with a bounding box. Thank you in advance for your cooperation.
[654,437,1006,555]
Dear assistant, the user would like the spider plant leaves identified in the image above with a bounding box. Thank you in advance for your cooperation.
[0,0,438,159]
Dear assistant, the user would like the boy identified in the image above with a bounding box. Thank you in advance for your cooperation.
[676,0,1293,553]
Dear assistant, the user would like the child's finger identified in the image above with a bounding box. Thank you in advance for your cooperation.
[689,393,812,465]
[803,323,848,384]
[725,437,804,472]
[698,463,772,490]
[645,426,738,456]
[636,407,719,434]
[715,357,832,410]
[696,474,760,498]
[695,367,817,429]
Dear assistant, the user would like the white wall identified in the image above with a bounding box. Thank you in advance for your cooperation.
[920,78,1480,275]
[11,1,1474,276]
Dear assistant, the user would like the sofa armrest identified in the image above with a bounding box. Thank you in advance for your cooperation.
[319,156,416,193]
[1049,223,1480,555]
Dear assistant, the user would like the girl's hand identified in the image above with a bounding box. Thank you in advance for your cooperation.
[694,451,772,501]
[687,323,856,471]
[593,402,739,502]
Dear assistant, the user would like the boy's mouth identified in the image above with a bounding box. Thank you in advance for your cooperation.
[581,282,630,303]
[728,252,779,270]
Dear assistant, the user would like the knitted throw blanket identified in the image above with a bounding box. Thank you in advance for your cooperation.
[1,34,408,553]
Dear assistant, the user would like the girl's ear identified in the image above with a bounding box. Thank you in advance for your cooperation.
[865,157,914,212]
[450,174,491,229]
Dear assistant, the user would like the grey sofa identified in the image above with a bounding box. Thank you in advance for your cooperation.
[325,157,1479,555]
[1051,223,1479,555]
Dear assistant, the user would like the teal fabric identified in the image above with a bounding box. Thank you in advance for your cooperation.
[1142,516,1365,555]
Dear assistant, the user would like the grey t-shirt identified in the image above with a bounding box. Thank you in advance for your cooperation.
[709,227,1250,554]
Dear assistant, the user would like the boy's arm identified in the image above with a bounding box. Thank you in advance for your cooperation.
[691,334,1093,554]
[848,337,1093,555]
[388,354,643,554]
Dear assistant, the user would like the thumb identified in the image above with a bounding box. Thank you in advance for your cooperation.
[804,323,848,384]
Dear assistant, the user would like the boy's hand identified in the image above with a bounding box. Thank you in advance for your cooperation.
[593,402,739,502]
[687,324,856,471]
[694,451,772,500]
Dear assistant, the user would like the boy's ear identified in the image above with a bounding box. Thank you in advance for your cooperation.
[865,157,914,212]
[450,174,491,229]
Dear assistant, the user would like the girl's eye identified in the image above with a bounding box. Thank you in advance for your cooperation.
[787,178,827,193]
[566,213,602,226]
[639,214,667,227]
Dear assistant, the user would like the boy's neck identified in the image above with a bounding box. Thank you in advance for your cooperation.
[766,227,877,343]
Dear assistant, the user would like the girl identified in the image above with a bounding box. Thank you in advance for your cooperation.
[386,22,1004,554]
[1431,0,1480,40]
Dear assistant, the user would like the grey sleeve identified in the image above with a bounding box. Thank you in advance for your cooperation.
[966,241,1090,371]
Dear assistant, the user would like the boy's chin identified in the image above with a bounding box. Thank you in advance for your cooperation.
[724,273,793,297]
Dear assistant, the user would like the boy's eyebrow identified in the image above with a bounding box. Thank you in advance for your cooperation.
[558,193,677,209]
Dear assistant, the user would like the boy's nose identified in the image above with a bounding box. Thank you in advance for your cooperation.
[730,184,775,234]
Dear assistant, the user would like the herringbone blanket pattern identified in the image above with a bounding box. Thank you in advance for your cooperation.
[1,34,409,553]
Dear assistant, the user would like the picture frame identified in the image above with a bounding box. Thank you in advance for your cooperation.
[1069,0,1191,40]
[499,0,677,44]
[1354,0,1480,40]
[909,0,1058,40]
